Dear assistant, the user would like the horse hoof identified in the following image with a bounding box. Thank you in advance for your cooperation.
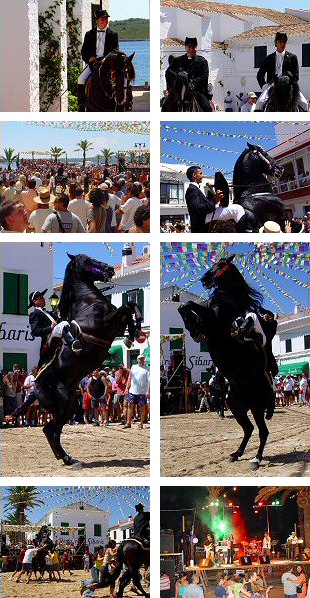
[229,453,240,462]
[249,458,261,471]
[68,460,83,469]
[265,409,274,420]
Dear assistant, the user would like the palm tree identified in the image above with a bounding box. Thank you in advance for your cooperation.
[128,150,137,165]
[4,486,44,525]
[101,148,115,167]
[74,140,93,167]
[142,150,150,165]
[50,146,65,163]
[0,147,19,170]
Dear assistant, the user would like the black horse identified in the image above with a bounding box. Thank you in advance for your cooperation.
[34,253,142,466]
[161,59,212,112]
[111,539,150,598]
[178,255,277,469]
[86,50,135,112]
[232,142,285,231]
[258,72,301,112]
[32,525,54,580]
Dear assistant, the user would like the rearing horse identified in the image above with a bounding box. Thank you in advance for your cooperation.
[178,255,277,469]
[86,50,135,112]
[34,253,142,466]
[111,539,150,598]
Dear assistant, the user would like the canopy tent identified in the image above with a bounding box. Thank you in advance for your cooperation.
[279,361,309,376]
[103,345,124,368]
[143,346,150,365]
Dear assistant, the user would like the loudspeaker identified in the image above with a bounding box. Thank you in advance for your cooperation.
[240,556,252,565]
[160,558,176,595]
[160,531,174,553]
[259,555,270,564]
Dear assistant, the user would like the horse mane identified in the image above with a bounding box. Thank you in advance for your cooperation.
[215,262,264,313]
[233,148,272,202]
[268,73,299,111]
[58,261,75,321]
[103,50,135,81]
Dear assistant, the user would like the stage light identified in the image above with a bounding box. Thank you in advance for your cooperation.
[218,521,226,532]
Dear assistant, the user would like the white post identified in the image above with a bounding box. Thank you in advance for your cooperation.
[0,0,40,111]
[39,0,68,111]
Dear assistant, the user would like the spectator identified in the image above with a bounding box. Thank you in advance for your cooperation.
[68,187,91,229]
[41,192,85,233]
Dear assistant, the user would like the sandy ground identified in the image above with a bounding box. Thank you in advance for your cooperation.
[1,421,150,477]
[0,569,150,598]
[161,405,310,477]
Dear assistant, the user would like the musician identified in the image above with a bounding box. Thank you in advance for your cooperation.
[262,532,271,557]
[204,533,215,562]
[227,534,235,565]
[28,289,82,368]
[287,531,299,560]
[78,9,119,112]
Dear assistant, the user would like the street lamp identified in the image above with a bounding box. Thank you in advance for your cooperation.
[49,292,60,312]
[134,142,146,165]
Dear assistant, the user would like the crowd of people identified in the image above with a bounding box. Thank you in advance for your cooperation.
[0,162,150,233]
[0,359,150,431]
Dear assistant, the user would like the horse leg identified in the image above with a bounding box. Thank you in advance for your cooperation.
[117,570,132,598]
[178,301,210,342]
[132,569,150,598]
[249,407,269,470]
[42,386,78,466]
[228,394,254,462]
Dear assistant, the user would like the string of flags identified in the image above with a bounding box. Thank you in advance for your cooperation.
[27,122,150,134]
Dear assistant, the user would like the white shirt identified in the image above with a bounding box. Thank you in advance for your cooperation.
[129,364,149,395]
[23,374,36,398]
[68,198,91,229]
[275,50,285,76]
[241,101,256,112]
[29,208,54,232]
[281,572,298,595]
[120,197,142,231]
[108,193,121,227]
[23,548,37,564]
[96,28,106,57]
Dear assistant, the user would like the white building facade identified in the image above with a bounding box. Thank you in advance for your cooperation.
[161,1,310,110]
[37,502,110,552]
[272,310,310,376]
[109,517,134,543]
[0,0,108,112]
[0,243,54,372]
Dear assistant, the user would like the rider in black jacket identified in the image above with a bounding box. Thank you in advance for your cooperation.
[133,503,150,546]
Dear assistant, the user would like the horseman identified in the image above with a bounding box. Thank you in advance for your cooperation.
[255,32,308,112]
[28,289,82,368]
[164,37,212,111]
[77,9,119,112]
[133,503,150,547]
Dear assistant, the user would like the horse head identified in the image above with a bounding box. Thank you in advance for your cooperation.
[270,71,300,112]
[169,68,189,111]
[246,143,283,179]
[201,255,236,289]
[108,50,135,106]
[66,253,115,283]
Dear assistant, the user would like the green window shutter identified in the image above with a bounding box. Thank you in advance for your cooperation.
[138,288,144,319]
[122,292,128,306]
[61,522,69,536]
[94,524,102,536]
[19,274,28,315]
[201,371,212,383]
[3,353,27,371]
[200,341,209,352]
[78,523,86,536]
[169,327,183,350]
[3,273,18,314]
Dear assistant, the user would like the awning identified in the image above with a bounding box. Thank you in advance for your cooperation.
[278,361,309,376]
[103,345,124,368]
[143,346,150,365]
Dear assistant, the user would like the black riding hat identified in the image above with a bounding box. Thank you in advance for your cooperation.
[275,32,287,43]
[185,37,198,47]
[28,289,48,309]
[135,503,144,512]
[95,9,110,19]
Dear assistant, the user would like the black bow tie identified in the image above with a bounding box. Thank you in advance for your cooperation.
[97,29,106,33]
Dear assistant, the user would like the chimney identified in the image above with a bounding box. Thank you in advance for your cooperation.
[122,243,137,268]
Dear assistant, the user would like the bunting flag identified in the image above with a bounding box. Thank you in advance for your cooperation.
[161,243,310,314]
[27,122,150,134]
[162,137,239,153]
[161,152,233,173]
[162,123,309,140]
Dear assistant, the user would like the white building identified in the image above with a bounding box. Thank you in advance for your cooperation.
[109,517,134,543]
[272,309,310,376]
[161,1,310,109]
[161,286,213,383]
[268,125,310,219]
[0,243,54,372]
[0,0,108,112]
[37,501,110,553]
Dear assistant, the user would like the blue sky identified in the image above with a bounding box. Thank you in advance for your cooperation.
[111,0,149,20]
[53,242,144,284]
[2,486,150,525]
[206,0,310,8]
[161,121,293,177]
[161,242,310,316]
[0,123,149,160]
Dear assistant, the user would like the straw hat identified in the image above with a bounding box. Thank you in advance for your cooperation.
[259,221,281,233]
[34,187,51,204]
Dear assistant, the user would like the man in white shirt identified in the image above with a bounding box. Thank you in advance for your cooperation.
[123,355,150,429]
[41,193,85,233]
[281,567,298,598]
[99,181,121,232]
[28,187,54,232]
[68,187,91,229]
[241,92,257,112]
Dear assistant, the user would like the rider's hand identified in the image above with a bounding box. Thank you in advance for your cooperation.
[284,220,292,233]
[89,57,97,63]
[188,81,195,91]
[215,190,224,205]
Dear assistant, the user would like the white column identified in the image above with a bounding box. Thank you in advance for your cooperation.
[0,0,40,112]
[39,0,68,111]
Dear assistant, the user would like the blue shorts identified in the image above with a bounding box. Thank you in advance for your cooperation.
[129,393,147,406]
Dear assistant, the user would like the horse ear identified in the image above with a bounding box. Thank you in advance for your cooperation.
[227,254,235,263]
[67,253,76,262]
[128,52,135,62]
[247,142,255,150]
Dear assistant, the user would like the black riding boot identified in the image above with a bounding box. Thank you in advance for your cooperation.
[236,214,253,233]
[77,84,86,112]
[62,325,82,354]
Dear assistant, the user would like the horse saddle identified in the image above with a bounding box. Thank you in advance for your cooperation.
[206,219,237,233]
[132,537,150,550]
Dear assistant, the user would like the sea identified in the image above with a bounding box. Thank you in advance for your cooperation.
[119,39,150,87]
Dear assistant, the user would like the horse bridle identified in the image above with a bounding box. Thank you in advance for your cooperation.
[97,55,131,108]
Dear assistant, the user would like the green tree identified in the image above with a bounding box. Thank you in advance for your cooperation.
[101,149,115,167]
[50,146,65,162]
[5,486,44,525]
[128,151,137,164]
[142,150,150,165]
[75,140,94,167]
[0,147,19,170]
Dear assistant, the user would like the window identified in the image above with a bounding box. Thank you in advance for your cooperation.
[113,531,117,540]
[123,530,127,539]
[160,182,184,205]
[61,522,69,536]
[200,341,209,352]
[304,335,310,350]
[78,523,86,536]
[94,524,102,537]
[3,273,28,315]
[3,353,27,372]
[201,371,212,383]
[169,327,183,350]
[254,46,267,68]
[285,339,292,353]
[302,43,310,67]
[122,288,144,319]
